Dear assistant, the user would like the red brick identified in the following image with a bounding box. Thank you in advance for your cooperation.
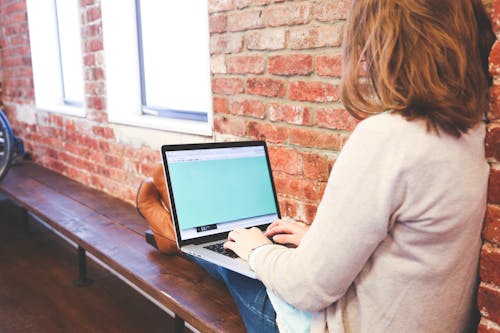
[212,78,244,94]
[86,96,105,110]
[313,0,350,21]
[82,24,102,39]
[66,165,90,185]
[268,146,299,175]
[486,124,500,162]
[213,96,229,114]
[87,67,105,81]
[140,163,157,177]
[86,7,101,23]
[45,158,66,174]
[50,114,64,128]
[491,42,500,75]
[229,99,266,118]
[85,82,105,96]
[209,14,227,33]
[247,121,288,143]
[301,151,334,182]
[489,167,500,204]
[493,1,500,33]
[269,54,312,76]
[278,197,299,220]
[227,9,264,32]
[61,151,95,173]
[87,39,103,52]
[5,2,27,14]
[274,173,326,202]
[83,54,95,66]
[265,3,312,27]
[289,81,339,103]
[267,102,314,125]
[91,125,115,139]
[246,77,286,97]
[140,149,160,164]
[317,107,360,131]
[478,284,500,325]
[80,0,97,6]
[227,55,265,74]
[484,204,500,244]
[65,142,90,157]
[208,0,234,13]
[490,86,500,121]
[289,127,342,150]
[478,318,500,333]
[214,115,247,136]
[316,53,343,77]
[245,29,286,50]
[289,25,343,49]
[211,55,227,74]
[210,34,243,54]
[104,154,124,169]
[481,243,500,286]
[234,0,271,9]
[303,202,318,224]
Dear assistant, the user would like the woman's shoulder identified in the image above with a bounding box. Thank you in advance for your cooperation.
[354,111,486,164]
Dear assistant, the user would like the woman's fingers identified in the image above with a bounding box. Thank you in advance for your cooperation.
[266,220,310,247]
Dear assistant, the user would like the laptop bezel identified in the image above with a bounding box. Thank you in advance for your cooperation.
[161,140,281,247]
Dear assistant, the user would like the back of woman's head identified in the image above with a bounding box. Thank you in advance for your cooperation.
[340,0,495,137]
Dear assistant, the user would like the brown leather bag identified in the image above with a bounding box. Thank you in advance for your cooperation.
[136,164,180,254]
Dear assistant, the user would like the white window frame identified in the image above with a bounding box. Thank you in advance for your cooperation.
[27,0,85,117]
[101,0,214,136]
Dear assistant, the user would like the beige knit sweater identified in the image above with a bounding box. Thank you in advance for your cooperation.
[253,112,489,333]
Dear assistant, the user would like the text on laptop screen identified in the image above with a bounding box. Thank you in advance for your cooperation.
[165,145,279,240]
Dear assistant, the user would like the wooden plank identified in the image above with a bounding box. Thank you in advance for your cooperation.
[0,162,245,333]
[9,163,147,235]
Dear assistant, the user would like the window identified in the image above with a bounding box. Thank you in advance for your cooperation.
[27,0,85,116]
[102,0,213,136]
[54,0,84,107]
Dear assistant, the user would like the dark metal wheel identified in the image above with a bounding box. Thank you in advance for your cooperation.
[0,109,15,182]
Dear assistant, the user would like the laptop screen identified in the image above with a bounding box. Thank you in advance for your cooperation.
[162,141,280,244]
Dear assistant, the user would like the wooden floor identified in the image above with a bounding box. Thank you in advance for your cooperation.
[0,197,189,333]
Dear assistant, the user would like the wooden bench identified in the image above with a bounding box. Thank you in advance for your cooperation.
[0,162,245,333]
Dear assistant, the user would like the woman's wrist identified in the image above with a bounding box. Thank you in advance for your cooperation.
[248,243,273,271]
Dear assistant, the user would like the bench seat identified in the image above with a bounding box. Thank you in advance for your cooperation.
[0,162,245,333]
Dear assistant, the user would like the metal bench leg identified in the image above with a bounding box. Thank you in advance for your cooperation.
[74,246,93,286]
[174,315,185,333]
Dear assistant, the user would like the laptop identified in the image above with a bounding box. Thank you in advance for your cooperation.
[161,140,280,278]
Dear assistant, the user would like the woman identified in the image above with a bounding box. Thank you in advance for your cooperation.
[140,0,495,332]
[221,1,495,332]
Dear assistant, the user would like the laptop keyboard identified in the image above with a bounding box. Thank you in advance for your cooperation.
[204,242,238,258]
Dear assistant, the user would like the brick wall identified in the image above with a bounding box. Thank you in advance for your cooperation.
[479,0,500,331]
[0,0,499,330]
[209,0,354,223]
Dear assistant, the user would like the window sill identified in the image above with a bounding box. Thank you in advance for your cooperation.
[109,113,213,137]
[36,104,86,118]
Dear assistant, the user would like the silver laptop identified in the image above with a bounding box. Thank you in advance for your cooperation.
[161,141,281,278]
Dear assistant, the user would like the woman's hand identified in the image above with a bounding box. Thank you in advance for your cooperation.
[224,227,272,261]
[265,218,310,247]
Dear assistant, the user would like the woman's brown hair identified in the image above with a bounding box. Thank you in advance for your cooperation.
[340,0,495,137]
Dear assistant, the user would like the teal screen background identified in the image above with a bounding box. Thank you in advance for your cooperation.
[169,156,277,230]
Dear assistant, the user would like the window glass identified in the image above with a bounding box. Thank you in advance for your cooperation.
[27,0,85,116]
[136,0,211,122]
[55,0,84,106]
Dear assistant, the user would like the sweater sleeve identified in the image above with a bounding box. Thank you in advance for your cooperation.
[252,116,407,312]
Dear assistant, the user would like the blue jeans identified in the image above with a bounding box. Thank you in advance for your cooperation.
[187,255,279,333]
